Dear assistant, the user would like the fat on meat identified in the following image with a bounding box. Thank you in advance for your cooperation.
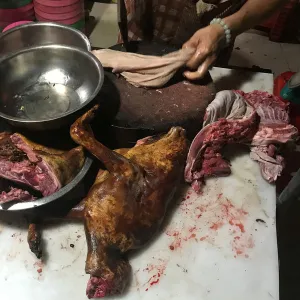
[185,90,298,192]
[250,145,284,182]
[203,90,252,126]
[92,48,195,88]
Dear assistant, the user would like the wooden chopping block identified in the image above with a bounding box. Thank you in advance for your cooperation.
[93,42,216,148]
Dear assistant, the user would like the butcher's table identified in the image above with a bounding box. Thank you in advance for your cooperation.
[0,67,278,300]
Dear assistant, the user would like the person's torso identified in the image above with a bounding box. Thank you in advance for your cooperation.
[122,0,246,45]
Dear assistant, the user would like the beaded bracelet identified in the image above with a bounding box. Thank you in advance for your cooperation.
[210,18,231,46]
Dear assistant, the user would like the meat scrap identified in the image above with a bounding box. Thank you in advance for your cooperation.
[92,48,194,88]
[0,187,35,204]
[240,91,298,182]
[185,90,298,192]
[70,105,188,298]
[185,110,259,192]
[0,132,85,198]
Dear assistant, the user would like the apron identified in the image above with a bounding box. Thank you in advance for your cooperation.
[120,0,246,46]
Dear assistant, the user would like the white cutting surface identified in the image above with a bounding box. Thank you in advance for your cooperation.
[0,69,278,300]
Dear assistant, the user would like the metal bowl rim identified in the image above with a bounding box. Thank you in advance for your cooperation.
[0,156,93,211]
[0,44,104,124]
[0,21,91,51]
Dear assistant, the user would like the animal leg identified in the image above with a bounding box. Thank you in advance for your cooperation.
[66,199,86,220]
[27,223,42,259]
[70,105,139,174]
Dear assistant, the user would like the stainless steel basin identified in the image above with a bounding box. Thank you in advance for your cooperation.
[0,22,91,57]
[0,44,104,130]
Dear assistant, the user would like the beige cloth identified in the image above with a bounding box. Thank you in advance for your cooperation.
[92,48,194,88]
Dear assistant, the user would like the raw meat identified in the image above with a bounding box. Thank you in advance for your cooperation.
[250,145,284,182]
[185,110,259,192]
[0,132,85,197]
[70,105,188,298]
[0,187,35,204]
[240,91,298,181]
[237,90,289,123]
[185,90,298,192]
[252,123,298,146]
[92,48,194,88]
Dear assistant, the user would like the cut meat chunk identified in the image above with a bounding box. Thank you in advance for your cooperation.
[0,187,35,204]
[244,91,298,182]
[185,111,259,191]
[185,90,299,192]
[252,123,298,146]
[237,90,290,124]
[250,145,284,182]
[0,132,85,196]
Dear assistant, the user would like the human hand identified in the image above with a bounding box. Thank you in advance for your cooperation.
[183,24,226,80]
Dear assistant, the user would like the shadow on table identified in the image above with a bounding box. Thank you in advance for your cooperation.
[277,200,300,300]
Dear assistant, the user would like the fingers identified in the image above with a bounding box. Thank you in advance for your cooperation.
[186,49,208,70]
[182,37,197,51]
[184,54,216,80]
[182,36,204,69]
[184,42,212,71]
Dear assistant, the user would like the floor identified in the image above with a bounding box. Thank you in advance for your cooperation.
[87,2,300,78]
[87,3,300,300]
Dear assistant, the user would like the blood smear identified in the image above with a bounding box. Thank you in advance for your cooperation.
[143,259,168,291]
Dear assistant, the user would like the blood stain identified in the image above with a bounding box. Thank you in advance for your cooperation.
[189,226,196,232]
[150,279,160,286]
[143,259,167,290]
[189,233,196,239]
[229,220,245,233]
[210,222,223,230]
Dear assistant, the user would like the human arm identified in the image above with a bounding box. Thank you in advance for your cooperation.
[183,0,288,80]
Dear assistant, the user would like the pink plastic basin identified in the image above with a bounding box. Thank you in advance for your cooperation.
[35,11,83,25]
[0,18,34,29]
[34,5,83,21]
[33,0,82,7]
[2,20,33,32]
[33,1,83,14]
